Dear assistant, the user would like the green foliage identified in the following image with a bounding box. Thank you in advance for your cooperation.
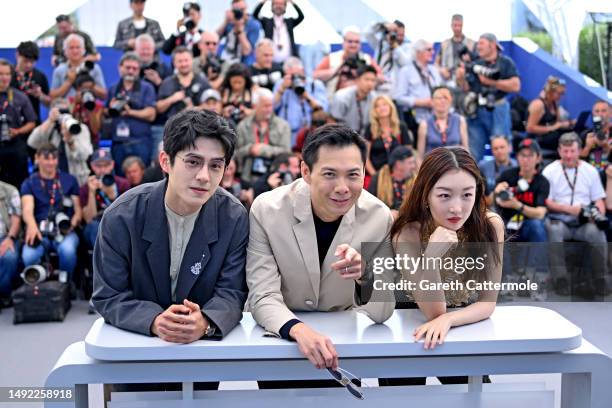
[579,24,609,85]
[516,31,553,53]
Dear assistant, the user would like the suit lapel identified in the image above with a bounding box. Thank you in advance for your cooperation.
[291,181,321,299]
[142,180,172,307]
[174,193,217,302]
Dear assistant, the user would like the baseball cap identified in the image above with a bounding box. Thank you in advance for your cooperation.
[200,89,221,103]
[90,148,113,164]
[388,146,414,168]
[480,33,504,52]
[517,138,541,155]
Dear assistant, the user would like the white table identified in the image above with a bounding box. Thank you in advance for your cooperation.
[45,306,612,408]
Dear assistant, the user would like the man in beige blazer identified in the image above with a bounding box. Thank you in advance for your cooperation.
[247,124,395,371]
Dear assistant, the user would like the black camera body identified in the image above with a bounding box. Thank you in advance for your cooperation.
[230,106,242,123]
[76,60,94,75]
[592,116,608,141]
[182,2,197,31]
[340,55,367,80]
[579,204,609,230]
[140,61,159,79]
[0,113,10,142]
[232,8,244,21]
[81,90,96,111]
[291,74,306,95]
[205,53,222,75]
[109,95,131,118]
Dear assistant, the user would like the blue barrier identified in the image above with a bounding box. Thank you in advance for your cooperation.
[1,40,610,125]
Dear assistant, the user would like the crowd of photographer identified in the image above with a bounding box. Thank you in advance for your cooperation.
[0,0,612,310]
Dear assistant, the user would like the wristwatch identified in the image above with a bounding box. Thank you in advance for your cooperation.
[204,323,216,337]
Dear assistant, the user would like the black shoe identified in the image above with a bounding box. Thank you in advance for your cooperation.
[572,281,595,300]
[554,277,570,296]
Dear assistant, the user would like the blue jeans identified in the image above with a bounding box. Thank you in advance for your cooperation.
[468,101,512,162]
[83,220,100,249]
[112,138,153,176]
[0,245,19,296]
[505,219,549,274]
[21,233,79,279]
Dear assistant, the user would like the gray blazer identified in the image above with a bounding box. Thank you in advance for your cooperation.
[92,180,249,338]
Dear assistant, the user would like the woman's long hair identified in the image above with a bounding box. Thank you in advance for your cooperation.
[390,147,500,261]
[376,164,414,208]
[220,63,254,95]
[369,95,401,141]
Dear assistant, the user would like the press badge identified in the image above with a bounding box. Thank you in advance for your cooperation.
[62,196,73,208]
[116,121,130,138]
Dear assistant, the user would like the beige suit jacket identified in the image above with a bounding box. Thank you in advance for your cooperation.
[247,178,396,336]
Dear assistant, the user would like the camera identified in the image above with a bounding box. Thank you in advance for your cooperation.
[497,178,529,201]
[291,74,306,95]
[592,116,608,141]
[81,90,96,111]
[232,8,244,21]
[0,113,10,142]
[278,171,294,186]
[54,55,67,67]
[109,95,130,118]
[99,173,115,187]
[21,265,49,286]
[182,2,196,31]
[205,53,222,75]
[468,63,501,80]
[58,111,82,135]
[140,61,159,78]
[579,204,609,230]
[76,60,94,75]
[229,106,242,123]
[340,55,366,80]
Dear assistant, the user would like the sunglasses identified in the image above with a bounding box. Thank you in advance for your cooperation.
[327,367,364,400]
[204,41,218,46]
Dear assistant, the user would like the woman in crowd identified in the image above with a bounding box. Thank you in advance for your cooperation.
[417,86,468,157]
[364,95,412,176]
[220,63,255,126]
[525,76,572,150]
[391,146,504,353]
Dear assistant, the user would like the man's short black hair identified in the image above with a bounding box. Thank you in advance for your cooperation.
[184,1,201,12]
[163,109,236,165]
[36,143,59,157]
[357,64,377,78]
[394,20,405,29]
[302,124,367,169]
[17,41,40,61]
[171,45,193,60]
[73,73,95,89]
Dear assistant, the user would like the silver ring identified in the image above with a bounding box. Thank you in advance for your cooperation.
[344,266,349,274]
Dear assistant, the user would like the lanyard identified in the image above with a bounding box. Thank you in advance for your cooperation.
[561,164,578,206]
[413,61,432,93]
[39,174,61,208]
[355,97,365,134]
[434,117,449,145]
[0,100,8,115]
[253,122,270,144]
[15,70,33,91]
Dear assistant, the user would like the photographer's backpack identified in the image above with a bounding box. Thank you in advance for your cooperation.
[13,279,71,324]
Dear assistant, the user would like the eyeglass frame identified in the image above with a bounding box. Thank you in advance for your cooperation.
[174,153,226,174]
[327,367,364,400]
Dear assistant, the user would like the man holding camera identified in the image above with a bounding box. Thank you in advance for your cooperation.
[330,65,378,134]
[217,0,262,64]
[365,20,410,94]
[236,88,291,184]
[273,57,327,145]
[456,33,520,163]
[252,152,300,197]
[543,132,608,296]
[249,39,284,91]
[580,100,611,175]
[253,0,304,63]
[67,73,104,147]
[107,52,157,172]
[21,144,82,282]
[194,32,226,89]
[28,98,93,186]
[81,149,130,248]
[314,26,381,99]
[52,14,99,67]
[157,47,211,120]
[436,15,475,84]
[50,33,107,100]
[162,2,203,58]
[114,0,165,52]
[0,59,37,189]
[11,41,50,122]
[0,180,21,308]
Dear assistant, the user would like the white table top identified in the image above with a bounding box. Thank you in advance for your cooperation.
[84,306,582,361]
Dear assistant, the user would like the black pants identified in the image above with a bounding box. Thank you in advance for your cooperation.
[0,138,29,188]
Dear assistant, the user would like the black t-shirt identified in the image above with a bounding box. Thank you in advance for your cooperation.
[579,126,612,173]
[364,122,412,171]
[496,167,550,224]
[313,212,343,267]
[249,64,283,91]
[10,68,49,122]
[467,54,518,100]
[157,74,211,119]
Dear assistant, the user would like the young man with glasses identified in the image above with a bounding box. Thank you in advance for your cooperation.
[92,109,248,343]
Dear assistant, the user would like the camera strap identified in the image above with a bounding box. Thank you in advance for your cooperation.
[561,164,578,206]
[413,62,433,93]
